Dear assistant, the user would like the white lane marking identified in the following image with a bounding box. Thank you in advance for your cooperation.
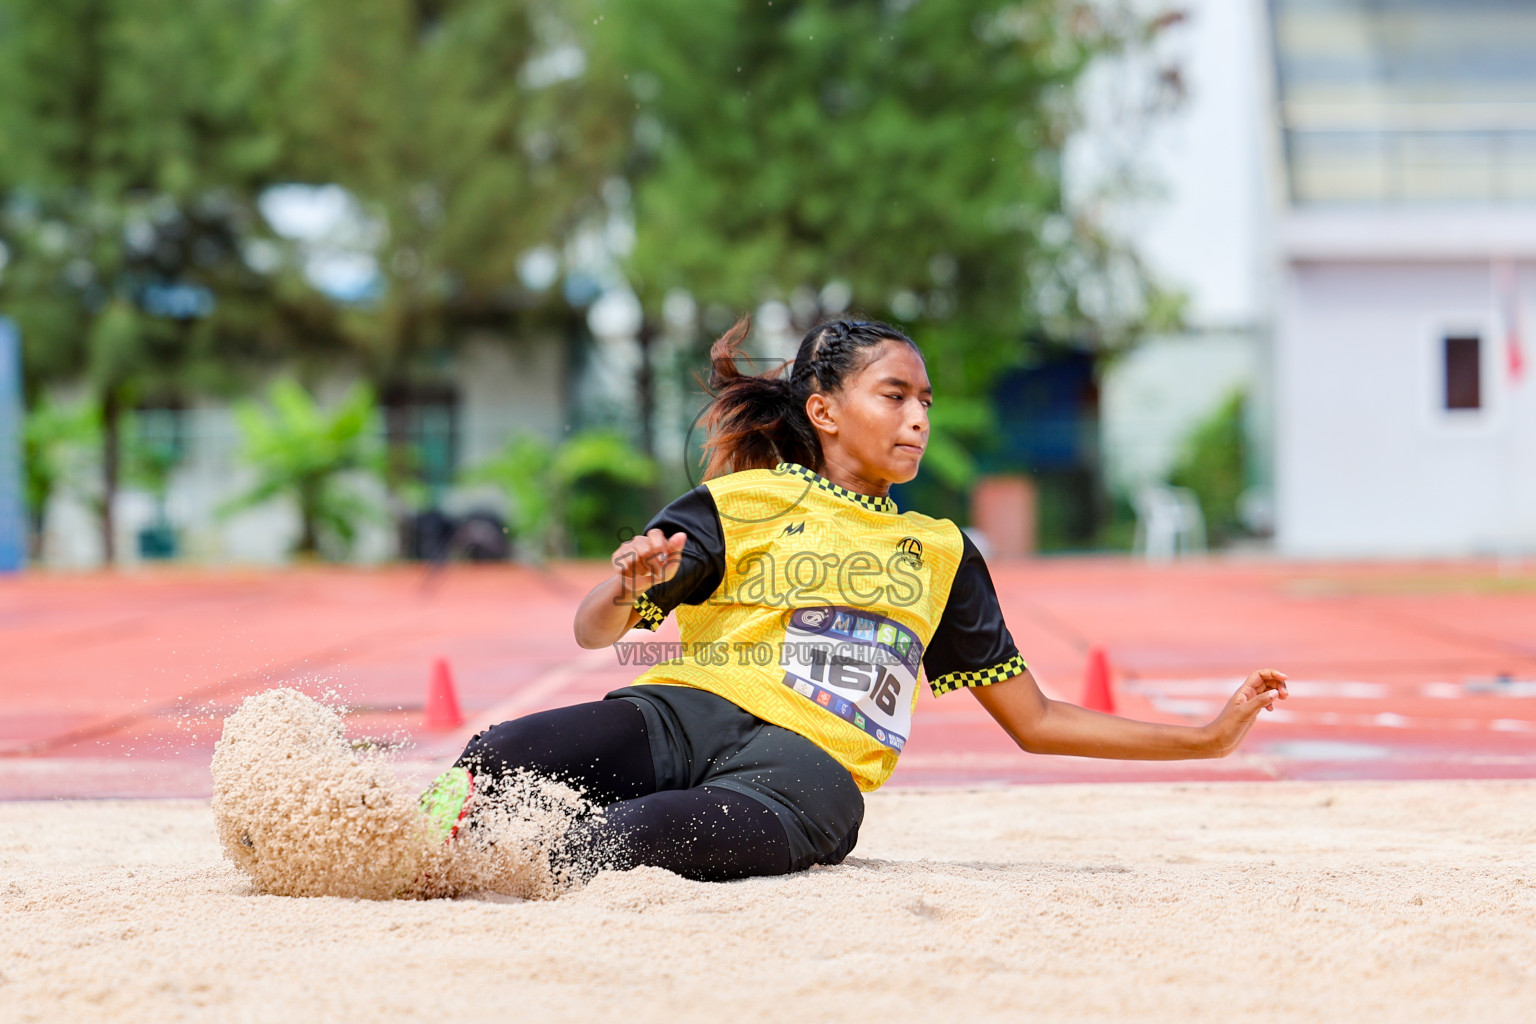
[1129,677,1536,701]
[1129,677,1536,733]
[414,646,618,763]
[1125,678,1391,699]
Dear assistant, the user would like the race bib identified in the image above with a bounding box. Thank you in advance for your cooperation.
[779,606,924,751]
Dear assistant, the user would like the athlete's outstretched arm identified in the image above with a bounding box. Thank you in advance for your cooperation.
[971,668,1288,759]
[573,529,687,649]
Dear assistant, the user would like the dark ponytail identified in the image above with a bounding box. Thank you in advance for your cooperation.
[700,315,919,479]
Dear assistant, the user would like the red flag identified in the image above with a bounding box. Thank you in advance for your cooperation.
[1498,261,1525,383]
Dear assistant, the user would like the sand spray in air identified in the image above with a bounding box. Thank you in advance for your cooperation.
[211,688,599,900]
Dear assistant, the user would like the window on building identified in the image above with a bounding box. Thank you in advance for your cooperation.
[1272,1,1536,204]
[1444,334,1482,410]
[382,384,459,501]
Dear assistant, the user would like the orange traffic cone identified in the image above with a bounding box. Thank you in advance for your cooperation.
[1082,646,1116,714]
[424,657,465,731]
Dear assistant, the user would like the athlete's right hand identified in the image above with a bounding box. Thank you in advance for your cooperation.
[1202,668,1288,756]
[612,529,687,598]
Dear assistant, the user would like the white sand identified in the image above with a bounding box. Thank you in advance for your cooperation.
[210,689,587,900]
[3,779,1534,1022]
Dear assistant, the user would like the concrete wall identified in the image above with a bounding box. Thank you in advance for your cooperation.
[1067,0,1276,328]
[38,335,570,568]
[1074,0,1277,510]
[1100,330,1259,495]
[1275,258,1536,557]
[445,336,569,520]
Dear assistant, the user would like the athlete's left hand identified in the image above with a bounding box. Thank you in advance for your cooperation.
[1202,669,1289,756]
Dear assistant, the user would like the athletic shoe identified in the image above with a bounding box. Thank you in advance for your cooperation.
[418,766,475,841]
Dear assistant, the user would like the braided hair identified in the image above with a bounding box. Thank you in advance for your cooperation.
[700,315,919,478]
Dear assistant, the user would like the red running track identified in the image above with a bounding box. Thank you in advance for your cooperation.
[2,558,1534,798]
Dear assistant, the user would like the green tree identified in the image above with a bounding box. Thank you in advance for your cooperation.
[21,396,100,559]
[0,0,345,563]
[1168,390,1247,544]
[223,380,385,559]
[599,0,1179,404]
[270,0,627,373]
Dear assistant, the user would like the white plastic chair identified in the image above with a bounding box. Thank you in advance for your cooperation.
[1132,485,1207,561]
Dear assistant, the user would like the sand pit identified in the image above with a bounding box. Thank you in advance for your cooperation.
[209,689,589,900]
[1,779,1533,1022]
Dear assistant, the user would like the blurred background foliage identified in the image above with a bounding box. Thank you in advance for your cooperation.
[464,428,657,560]
[21,395,100,557]
[1167,389,1246,545]
[607,0,1176,395]
[0,0,1182,561]
[269,0,626,368]
[221,380,385,558]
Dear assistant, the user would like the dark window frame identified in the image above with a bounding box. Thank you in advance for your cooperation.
[1443,334,1483,411]
[381,383,460,501]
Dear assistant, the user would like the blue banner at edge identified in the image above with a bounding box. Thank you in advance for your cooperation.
[0,317,24,572]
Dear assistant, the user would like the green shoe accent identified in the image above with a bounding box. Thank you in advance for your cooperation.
[418,766,474,841]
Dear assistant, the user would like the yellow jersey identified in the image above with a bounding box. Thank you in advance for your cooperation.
[625,463,1025,791]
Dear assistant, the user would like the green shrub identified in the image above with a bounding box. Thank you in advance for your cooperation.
[22,397,102,557]
[223,380,385,559]
[1168,391,1247,543]
[465,428,656,560]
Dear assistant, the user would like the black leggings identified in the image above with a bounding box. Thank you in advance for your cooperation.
[454,700,789,881]
[454,689,864,883]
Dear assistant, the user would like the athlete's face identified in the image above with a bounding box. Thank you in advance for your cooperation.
[805,340,932,492]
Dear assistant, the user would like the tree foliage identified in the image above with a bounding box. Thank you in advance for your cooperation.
[600,0,1178,397]
[269,0,627,368]
[0,0,343,559]
[223,380,385,558]
[0,0,331,387]
[0,0,1185,564]
[1168,390,1247,543]
[21,395,99,555]
[0,0,624,560]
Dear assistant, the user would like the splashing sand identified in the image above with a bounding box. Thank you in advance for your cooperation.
[210,688,591,900]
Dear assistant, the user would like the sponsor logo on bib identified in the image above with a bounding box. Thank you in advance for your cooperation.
[777,605,923,751]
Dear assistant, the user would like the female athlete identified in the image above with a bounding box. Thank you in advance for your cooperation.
[419,317,1288,881]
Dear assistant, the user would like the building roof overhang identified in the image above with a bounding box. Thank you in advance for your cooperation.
[1281,207,1536,263]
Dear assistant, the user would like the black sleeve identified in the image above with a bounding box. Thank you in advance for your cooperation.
[630,485,726,631]
[921,533,1026,695]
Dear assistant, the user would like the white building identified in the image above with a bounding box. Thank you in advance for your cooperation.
[1080,0,1275,502]
[1269,0,1536,556]
[1277,212,1536,556]
[1093,0,1536,557]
